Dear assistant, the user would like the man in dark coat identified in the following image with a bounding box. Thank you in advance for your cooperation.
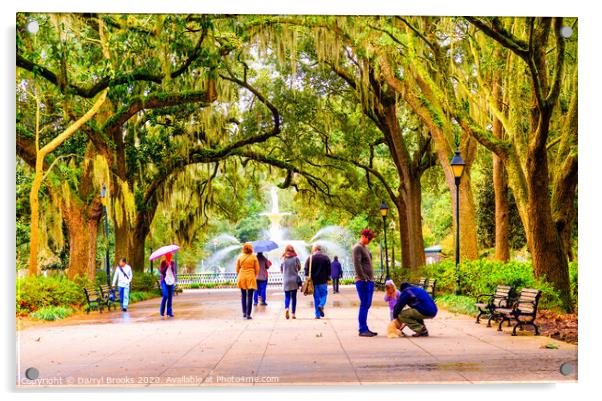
[304,244,331,319]
[393,282,438,337]
[330,256,343,293]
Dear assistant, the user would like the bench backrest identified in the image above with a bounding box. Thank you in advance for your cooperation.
[417,277,427,287]
[99,284,119,300]
[515,288,541,315]
[84,287,101,301]
[424,278,436,297]
[492,285,513,307]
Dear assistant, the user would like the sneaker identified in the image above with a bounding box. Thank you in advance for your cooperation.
[412,329,429,337]
[292,314,296,319]
[261,302,268,306]
[318,306,325,317]
[253,303,258,306]
[243,314,247,318]
[285,309,290,319]
[247,316,253,320]
[315,316,321,319]
[359,331,377,337]
[368,330,378,336]
[168,314,174,318]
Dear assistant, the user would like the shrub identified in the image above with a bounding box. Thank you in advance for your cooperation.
[390,259,578,312]
[130,272,159,292]
[435,294,478,315]
[16,275,85,315]
[30,306,75,321]
[129,290,161,303]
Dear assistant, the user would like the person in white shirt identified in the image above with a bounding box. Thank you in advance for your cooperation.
[112,257,133,311]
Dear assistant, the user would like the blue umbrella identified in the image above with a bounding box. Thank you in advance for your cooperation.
[250,240,279,253]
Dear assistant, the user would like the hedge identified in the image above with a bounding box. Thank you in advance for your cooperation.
[390,260,578,311]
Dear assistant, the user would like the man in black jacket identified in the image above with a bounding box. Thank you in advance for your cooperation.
[304,244,331,319]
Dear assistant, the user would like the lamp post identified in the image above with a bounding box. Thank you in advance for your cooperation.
[450,149,466,295]
[100,184,111,287]
[380,200,390,281]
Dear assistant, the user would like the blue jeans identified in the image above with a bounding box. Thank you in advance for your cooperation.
[118,286,129,309]
[313,284,328,317]
[254,280,268,304]
[355,280,374,333]
[284,290,297,313]
[160,281,174,316]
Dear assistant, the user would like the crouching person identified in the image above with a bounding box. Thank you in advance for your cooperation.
[392,282,438,337]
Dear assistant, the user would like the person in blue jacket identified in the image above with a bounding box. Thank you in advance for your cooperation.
[393,282,438,337]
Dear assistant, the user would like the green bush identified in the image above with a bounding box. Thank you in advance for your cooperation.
[30,306,75,321]
[130,272,159,292]
[390,259,578,312]
[435,294,478,315]
[16,275,86,315]
[129,290,161,303]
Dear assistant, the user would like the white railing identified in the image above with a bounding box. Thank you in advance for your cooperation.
[176,269,384,288]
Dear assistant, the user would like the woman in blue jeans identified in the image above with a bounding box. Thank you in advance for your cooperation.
[254,252,270,306]
[281,245,301,319]
[160,253,176,317]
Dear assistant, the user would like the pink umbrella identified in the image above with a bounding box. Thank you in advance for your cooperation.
[149,244,180,261]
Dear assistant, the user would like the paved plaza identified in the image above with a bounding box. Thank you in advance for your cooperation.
[17,286,577,387]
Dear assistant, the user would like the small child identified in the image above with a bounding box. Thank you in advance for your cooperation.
[384,280,401,321]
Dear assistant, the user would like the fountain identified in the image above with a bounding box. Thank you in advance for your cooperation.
[199,186,352,272]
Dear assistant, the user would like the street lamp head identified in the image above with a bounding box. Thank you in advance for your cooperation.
[450,148,466,179]
[379,200,389,218]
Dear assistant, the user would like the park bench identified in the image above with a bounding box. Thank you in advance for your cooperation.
[99,284,120,311]
[83,287,105,314]
[494,288,542,336]
[156,279,182,296]
[374,270,387,290]
[410,277,436,298]
[474,285,515,326]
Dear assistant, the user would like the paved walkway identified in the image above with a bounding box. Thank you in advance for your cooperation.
[17,286,577,387]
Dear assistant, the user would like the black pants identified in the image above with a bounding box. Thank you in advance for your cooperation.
[241,289,255,317]
[332,278,340,293]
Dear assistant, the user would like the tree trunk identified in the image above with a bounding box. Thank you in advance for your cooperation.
[395,196,412,269]
[526,141,573,312]
[493,155,510,261]
[62,197,103,280]
[401,179,426,268]
[492,73,510,261]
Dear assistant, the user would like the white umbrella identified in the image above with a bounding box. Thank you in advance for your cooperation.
[149,244,180,261]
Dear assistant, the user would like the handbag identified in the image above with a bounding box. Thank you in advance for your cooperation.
[301,255,314,296]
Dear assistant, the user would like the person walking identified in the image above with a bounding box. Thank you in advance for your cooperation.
[254,252,270,306]
[281,244,302,319]
[353,228,377,337]
[160,253,177,317]
[236,243,260,319]
[393,282,438,337]
[304,244,331,319]
[112,257,133,312]
[331,255,343,294]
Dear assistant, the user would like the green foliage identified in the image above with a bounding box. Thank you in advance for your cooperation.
[16,276,85,315]
[474,161,526,249]
[128,290,161,303]
[435,294,478,315]
[390,260,578,312]
[30,306,75,321]
[130,272,159,292]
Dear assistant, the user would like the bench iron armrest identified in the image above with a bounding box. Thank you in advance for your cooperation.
[475,293,494,303]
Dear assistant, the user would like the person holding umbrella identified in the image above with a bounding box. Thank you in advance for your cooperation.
[236,242,260,319]
[149,244,180,318]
